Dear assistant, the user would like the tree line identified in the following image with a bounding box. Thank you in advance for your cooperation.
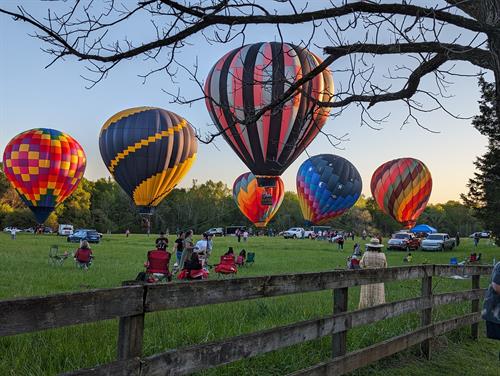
[0,166,483,237]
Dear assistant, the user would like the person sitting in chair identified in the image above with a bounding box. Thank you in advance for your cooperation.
[74,240,93,270]
[469,252,478,263]
[236,249,246,266]
[177,252,209,280]
[215,248,238,275]
[145,239,172,282]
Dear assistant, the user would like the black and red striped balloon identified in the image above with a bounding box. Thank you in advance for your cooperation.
[205,42,333,182]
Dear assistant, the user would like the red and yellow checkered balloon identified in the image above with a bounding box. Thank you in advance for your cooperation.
[2,128,86,223]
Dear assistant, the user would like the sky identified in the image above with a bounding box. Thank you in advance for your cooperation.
[0,1,491,204]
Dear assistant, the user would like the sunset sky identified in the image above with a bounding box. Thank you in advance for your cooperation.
[0,2,490,204]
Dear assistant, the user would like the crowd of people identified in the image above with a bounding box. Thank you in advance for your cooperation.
[138,230,252,283]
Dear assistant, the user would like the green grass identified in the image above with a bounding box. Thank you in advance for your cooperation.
[0,233,498,375]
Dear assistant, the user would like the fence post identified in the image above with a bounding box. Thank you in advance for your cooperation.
[332,286,348,358]
[117,281,146,360]
[420,267,433,360]
[471,274,480,340]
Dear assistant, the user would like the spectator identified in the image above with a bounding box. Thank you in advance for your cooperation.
[455,232,460,247]
[362,229,367,240]
[194,233,213,268]
[236,249,246,266]
[145,238,172,282]
[346,256,352,269]
[236,229,242,243]
[474,232,480,247]
[125,229,130,237]
[10,228,16,240]
[155,231,168,249]
[243,230,249,242]
[179,230,195,269]
[481,261,500,356]
[337,235,345,250]
[353,243,362,257]
[173,231,185,269]
[74,240,93,270]
[403,253,413,263]
[359,238,387,309]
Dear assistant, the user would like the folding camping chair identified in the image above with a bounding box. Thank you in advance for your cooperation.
[48,245,69,266]
[245,252,255,266]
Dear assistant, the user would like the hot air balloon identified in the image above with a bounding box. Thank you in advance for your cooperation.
[296,154,362,225]
[99,107,197,214]
[233,172,284,227]
[205,42,334,187]
[370,158,432,229]
[2,128,86,223]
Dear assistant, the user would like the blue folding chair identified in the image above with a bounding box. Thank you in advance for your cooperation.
[449,257,458,265]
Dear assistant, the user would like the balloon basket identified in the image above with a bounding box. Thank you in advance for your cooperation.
[256,176,277,188]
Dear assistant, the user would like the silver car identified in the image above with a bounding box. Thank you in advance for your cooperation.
[421,233,455,251]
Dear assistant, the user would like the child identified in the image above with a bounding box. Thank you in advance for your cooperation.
[403,253,413,263]
[236,249,246,266]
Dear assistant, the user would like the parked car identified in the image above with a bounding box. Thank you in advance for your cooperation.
[421,233,455,251]
[67,229,101,243]
[283,227,314,239]
[206,227,224,237]
[3,227,21,233]
[43,227,54,234]
[23,227,35,233]
[387,232,421,251]
[58,224,74,236]
[469,231,491,239]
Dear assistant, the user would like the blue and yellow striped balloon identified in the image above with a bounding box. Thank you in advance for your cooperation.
[99,107,197,213]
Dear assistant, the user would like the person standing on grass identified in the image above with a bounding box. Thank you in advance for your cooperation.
[358,238,387,309]
[155,231,168,249]
[10,228,16,240]
[455,232,460,247]
[474,232,480,247]
[482,261,500,359]
[179,230,195,270]
[125,229,130,237]
[173,231,185,269]
[243,230,249,242]
[337,235,345,250]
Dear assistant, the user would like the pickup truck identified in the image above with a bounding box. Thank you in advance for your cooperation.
[421,233,455,251]
[387,232,421,251]
[283,227,314,239]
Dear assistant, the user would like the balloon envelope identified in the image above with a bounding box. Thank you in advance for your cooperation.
[370,158,432,229]
[233,172,284,227]
[296,154,362,225]
[2,128,86,223]
[99,107,197,213]
[205,42,333,181]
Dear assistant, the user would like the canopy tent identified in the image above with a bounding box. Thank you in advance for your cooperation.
[409,224,437,234]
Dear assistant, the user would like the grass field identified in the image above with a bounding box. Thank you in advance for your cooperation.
[0,232,498,375]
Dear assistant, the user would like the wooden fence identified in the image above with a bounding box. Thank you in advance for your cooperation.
[0,264,492,376]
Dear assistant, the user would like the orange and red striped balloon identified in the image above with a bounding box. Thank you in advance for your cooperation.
[370,158,432,229]
[233,172,284,227]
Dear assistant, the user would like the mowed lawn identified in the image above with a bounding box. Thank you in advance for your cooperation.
[0,232,498,375]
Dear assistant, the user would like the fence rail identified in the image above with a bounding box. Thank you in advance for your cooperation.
[0,264,493,376]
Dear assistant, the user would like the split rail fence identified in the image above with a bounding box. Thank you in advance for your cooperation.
[0,264,493,376]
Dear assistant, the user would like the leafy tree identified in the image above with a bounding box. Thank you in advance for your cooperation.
[462,77,500,244]
[0,162,10,198]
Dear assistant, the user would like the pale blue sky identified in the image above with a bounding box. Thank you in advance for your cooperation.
[0,1,490,203]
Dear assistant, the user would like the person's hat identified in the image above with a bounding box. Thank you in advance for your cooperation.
[365,238,384,248]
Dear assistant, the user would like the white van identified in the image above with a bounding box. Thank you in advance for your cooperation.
[58,224,74,236]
